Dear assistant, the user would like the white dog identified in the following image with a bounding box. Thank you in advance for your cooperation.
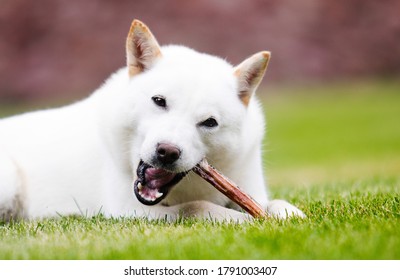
[0,20,304,222]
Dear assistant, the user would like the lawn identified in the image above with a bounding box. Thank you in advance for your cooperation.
[0,80,399,259]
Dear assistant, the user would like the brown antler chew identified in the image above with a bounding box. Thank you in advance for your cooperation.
[192,158,268,218]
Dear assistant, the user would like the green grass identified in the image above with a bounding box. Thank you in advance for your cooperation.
[264,80,400,185]
[1,80,399,259]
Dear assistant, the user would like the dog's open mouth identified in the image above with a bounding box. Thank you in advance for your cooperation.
[133,160,187,205]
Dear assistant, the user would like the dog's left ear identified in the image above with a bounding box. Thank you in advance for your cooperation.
[234,51,271,106]
[126,19,162,77]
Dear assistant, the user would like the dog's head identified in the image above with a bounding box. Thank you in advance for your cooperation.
[124,20,270,205]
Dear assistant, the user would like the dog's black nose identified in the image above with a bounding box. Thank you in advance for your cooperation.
[156,143,181,165]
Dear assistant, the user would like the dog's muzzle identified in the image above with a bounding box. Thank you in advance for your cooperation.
[133,160,187,205]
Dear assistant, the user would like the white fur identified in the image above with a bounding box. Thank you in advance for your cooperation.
[0,23,305,222]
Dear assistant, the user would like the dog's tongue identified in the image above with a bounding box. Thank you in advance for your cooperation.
[145,167,176,189]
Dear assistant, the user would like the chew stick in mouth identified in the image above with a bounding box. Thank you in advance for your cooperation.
[192,158,268,218]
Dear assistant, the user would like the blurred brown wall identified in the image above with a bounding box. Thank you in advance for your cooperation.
[1,0,399,101]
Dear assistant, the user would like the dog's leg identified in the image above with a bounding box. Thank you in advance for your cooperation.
[140,200,251,223]
[266,199,306,219]
[0,153,24,221]
[174,200,251,222]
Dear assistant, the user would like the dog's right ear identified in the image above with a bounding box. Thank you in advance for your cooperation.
[126,20,162,77]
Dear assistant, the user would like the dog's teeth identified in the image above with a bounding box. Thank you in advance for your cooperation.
[155,192,163,199]
[139,191,154,202]
[136,181,162,202]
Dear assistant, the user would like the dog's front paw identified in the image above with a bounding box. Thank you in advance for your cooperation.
[266,199,306,219]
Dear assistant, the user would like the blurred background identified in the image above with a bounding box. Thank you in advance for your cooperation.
[1,0,399,101]
[1,0,400,187]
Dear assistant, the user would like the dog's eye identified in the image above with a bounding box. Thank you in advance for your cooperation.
[152,95,167,108]
[199,117,218,128]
